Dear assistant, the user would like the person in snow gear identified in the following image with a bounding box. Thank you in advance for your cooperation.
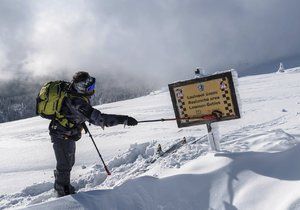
[36,71,138,197]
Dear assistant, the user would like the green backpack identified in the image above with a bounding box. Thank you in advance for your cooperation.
[36,81,70,120]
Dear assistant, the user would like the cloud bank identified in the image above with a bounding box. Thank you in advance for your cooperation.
[0,0,299,84]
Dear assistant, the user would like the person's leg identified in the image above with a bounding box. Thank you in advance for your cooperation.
[52,138,76,196]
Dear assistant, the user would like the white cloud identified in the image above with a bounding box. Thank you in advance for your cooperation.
[1,0,300,83]
[0,42,13,81]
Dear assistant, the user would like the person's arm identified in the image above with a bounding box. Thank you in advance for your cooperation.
[90,110,127,127]
[65,97,137,127]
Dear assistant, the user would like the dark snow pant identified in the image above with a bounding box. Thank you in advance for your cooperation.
[52,137,76,187]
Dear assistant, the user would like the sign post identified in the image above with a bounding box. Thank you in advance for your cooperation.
[195,68,221,151]
[206,122,220,151]
[168,70,241,151]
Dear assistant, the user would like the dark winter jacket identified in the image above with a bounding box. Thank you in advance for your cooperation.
[49,90,128,141]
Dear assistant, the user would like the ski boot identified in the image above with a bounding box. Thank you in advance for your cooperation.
[54,182,76,197]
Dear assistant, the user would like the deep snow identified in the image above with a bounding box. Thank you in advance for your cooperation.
[0,69,300,210]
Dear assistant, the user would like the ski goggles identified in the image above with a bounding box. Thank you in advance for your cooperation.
[86,77,96,92]
[87,82,96,92]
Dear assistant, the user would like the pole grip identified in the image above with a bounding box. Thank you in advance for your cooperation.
[82,123,88,134]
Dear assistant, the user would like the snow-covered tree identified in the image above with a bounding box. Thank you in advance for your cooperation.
[277,62,285,73]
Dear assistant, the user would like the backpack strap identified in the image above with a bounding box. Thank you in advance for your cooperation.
[55,92,90,128]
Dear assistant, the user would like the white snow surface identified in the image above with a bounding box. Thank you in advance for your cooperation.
[0,69,300,210]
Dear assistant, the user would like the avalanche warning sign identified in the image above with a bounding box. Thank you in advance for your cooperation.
[169,71,241,128]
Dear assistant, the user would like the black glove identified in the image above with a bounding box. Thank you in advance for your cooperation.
[126,116,138,126]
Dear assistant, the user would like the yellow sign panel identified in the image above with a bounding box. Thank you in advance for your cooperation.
[169,71,240,128]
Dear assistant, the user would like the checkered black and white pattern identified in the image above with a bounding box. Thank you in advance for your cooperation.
[221,77,234,117]
[176,89,189,122]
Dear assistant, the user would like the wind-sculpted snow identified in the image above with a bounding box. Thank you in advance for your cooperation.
[1,129,298,209]
[0,137,208,209]
[0,70,300,209]
[24,135,300,210]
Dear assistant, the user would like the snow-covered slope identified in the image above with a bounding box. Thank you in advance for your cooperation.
[0,70,300,210]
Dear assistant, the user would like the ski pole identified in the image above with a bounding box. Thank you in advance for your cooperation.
[138,114,218,124]
[82,123,111,175]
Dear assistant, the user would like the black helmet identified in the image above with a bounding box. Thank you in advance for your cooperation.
[72,71,96,95]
